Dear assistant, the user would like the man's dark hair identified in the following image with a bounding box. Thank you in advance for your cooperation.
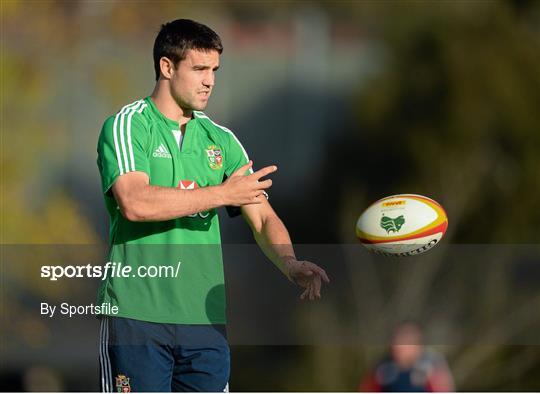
[153,19,223,81]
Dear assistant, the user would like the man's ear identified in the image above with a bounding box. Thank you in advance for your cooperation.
[159,57,175,79]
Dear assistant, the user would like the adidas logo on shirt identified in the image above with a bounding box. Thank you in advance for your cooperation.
[153,143,172,159]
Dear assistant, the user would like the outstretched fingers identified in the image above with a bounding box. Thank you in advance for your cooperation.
[256,178,272,190]
[250,165,278,181]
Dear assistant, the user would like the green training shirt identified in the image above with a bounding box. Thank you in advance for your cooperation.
[96,97,249,324]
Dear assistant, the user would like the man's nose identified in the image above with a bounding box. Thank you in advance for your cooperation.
[203,72,214,88]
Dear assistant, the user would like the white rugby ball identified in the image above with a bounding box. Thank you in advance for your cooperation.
[356,194,448,256]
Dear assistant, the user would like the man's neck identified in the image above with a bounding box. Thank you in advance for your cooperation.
[151,83,192,128]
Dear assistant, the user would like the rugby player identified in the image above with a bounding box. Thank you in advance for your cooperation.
[96,19,329,392]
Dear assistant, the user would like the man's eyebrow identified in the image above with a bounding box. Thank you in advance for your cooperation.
[192,64,220,70]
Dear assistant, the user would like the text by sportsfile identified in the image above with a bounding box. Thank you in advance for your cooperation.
[41,302,119,318]
[40,261,183,281]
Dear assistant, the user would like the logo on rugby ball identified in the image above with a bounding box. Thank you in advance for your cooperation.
[380,214,405,234]
[356,194,448,257]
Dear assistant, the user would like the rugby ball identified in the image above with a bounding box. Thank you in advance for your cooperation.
[356,194,448,256]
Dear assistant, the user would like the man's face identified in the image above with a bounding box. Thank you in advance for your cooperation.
[391,324,423,368]
[169,49,220,112]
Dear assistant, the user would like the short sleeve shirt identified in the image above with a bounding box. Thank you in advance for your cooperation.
[96,97,250,324]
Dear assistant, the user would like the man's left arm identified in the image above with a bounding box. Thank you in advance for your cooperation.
[241,197,330,300]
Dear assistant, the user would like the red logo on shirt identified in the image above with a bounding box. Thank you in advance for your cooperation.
[178,180,210,218]
[178,180,199,189]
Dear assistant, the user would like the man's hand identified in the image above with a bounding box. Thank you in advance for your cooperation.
[284,257,330,301]
[220,161,276,206]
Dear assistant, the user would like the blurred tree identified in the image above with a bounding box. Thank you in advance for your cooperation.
[308,0,540,391]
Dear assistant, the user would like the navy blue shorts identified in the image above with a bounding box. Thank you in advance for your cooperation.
[99,316,230,392]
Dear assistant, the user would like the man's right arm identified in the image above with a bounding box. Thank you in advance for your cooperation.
[112,161,276,222]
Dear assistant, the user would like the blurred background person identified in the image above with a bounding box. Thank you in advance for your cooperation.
[359,322,454,392]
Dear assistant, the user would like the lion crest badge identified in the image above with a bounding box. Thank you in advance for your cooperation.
[115,374,131,393]
[206,145,223,170]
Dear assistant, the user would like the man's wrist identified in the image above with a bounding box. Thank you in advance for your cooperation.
[281,255,297,281]
[282,255,297,265]
[210,184,228,207]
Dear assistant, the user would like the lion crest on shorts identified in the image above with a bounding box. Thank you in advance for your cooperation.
[115,374,131,392]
